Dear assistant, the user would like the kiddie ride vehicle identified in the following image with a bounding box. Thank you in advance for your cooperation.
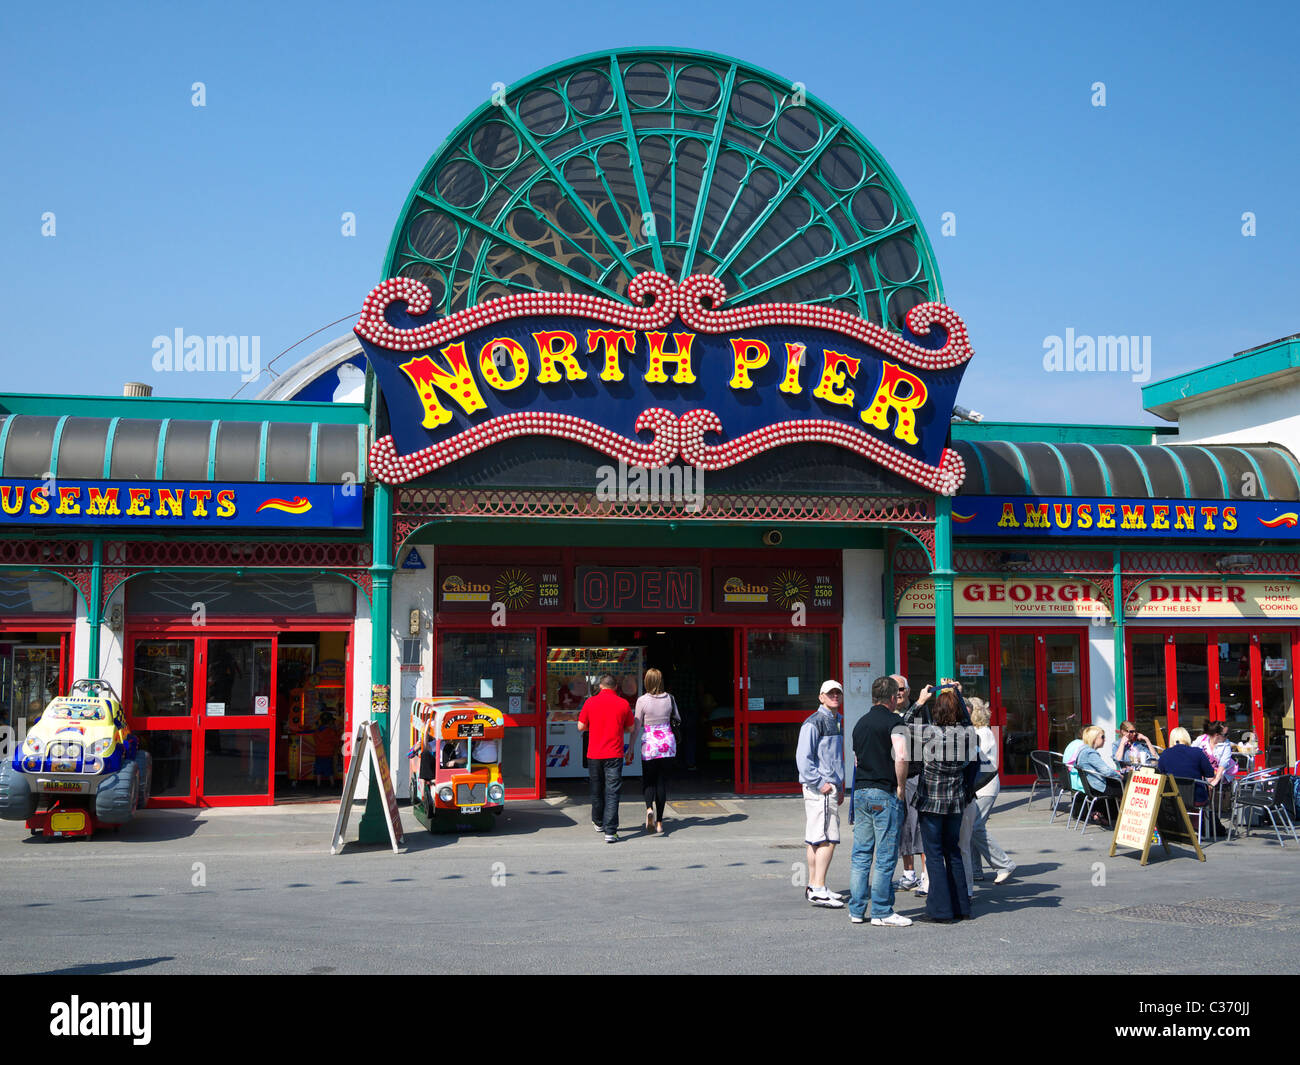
[0,679,152,839]
[408,696,504,833]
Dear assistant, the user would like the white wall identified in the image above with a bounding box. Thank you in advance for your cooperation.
[1171,377,1300,456]
[841,548,886,777]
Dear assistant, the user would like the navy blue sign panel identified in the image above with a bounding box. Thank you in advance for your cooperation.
[355,272,974,494]
[953,497,1300,540]
[0,480,364,529]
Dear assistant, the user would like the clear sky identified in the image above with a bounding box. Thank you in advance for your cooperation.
[2,0,1296,428]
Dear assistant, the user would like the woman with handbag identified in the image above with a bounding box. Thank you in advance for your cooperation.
[635,668,681,835]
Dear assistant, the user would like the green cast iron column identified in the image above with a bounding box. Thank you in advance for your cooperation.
[1112,549,1125,720]
[87,538,103,679]
[933,496,955,682]
[358,480,394,844]
[884,534,896,676]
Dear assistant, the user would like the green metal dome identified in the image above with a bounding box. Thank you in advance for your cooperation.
[383,47,942,329]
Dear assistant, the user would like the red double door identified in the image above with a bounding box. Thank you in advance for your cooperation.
[125,625,351,806]
[901,627,1090,786]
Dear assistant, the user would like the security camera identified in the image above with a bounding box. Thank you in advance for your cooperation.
[762,529,783,547]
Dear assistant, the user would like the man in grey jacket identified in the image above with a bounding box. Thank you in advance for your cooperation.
[796,680,846,908]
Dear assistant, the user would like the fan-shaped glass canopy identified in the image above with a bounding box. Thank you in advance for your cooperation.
[384,48,941,330]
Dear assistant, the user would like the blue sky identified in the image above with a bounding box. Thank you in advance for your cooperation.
[2,0,1296,428]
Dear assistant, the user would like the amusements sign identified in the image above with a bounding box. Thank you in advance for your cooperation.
[1109,769,1204,865]
[951,497,1300,541]
[355,273,973,494]
[0,480,363,529]
[898,578,1109,618]
[437,565,563,613]
[711,567,839,614]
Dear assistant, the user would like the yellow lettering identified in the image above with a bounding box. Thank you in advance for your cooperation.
[727,338,770,390]
[188,489,211,518]
[400,342,488,430]
[1223,506,1237,532]
[1120,504,1147,529]
[1023,504,1049,528]
[216,490,236,518]
[1078,504,1093,529]
[861,360,928,445]
[126,488,151,516]
[587,329,636,383]
[813,350,859,407]
[644,332,697,384]
[780,343,805,395]
[85,487,121,516]
[0,486,24,515]
[55,487,81,515]
[156,488,184,518]
[477,337,530,391]
[29,489,49,516]
[997,503,1020,528]
[532,330,586,384]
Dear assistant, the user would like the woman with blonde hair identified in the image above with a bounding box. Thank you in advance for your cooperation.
[1075,725,1123,826]
[967,700,1016,885]
[635,667,681,835]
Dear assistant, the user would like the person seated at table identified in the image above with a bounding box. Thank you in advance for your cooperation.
[1062,732,1087,791]
[1111,721,1156,766]
[1075,725,1123,825]
[1157,727,1225,833]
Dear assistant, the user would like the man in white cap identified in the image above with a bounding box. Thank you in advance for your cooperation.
[796,679,846,907]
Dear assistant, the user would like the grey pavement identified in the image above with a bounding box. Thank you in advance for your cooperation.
[1,788,1297,975]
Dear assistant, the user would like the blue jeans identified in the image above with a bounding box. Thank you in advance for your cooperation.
[849,788,903,919]
[919,811,969,919]
[589,757,624,834]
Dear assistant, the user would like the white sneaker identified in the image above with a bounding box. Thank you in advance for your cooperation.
[808,889,845,909]
[994,863,1017,884]
[898,873,919,890]
[806,886,845,902]
[871,913,913,927]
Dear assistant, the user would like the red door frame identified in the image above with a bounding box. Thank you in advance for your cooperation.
[0,621,74,727]
[429,623,544,801]
[899,625,1091,786]
[737,625,842,794]
[125,618,354,807]
[1124,625,1299,770]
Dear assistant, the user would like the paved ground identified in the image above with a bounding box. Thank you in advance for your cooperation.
[2,788,1297,975]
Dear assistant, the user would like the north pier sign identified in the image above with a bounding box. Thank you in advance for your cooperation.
[357,272,973,493]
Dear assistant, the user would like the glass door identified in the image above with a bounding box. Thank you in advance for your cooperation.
[739,628,836,793]
[128,637,199,806]
[437,629,541,800]
[127,635,278,806]
[996,633,1038,783]
[1259,633,1295,768]
[1043,633,1085,756]
[199,639,275,806]
[1171,633,1211,742]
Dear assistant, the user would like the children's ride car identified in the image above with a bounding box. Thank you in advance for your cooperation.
[408,696,505,832]
[0,679,152,837]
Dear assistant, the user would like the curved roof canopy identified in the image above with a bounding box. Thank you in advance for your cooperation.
[385,48,941,329]
[954,440,1300,501]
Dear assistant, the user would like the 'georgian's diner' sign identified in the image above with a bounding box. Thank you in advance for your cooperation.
[0,479,363,529]
[355,273,972,494]
[898,577,1110,618]
[1126,580,1300,619]
[952,497,1300,540]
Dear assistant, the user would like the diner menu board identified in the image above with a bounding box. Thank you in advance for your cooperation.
[1109,770,1204,865]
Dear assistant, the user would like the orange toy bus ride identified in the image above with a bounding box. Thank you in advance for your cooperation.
[408,696,505,832]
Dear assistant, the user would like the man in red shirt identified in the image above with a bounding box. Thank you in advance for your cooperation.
[577,673,635,842]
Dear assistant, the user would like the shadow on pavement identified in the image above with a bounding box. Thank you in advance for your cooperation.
[30,957,176,975]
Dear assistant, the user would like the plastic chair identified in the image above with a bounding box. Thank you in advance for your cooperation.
[1075,767,1120,835]
[1170,776,1212,843]
[1028,751,1054,809]
[1051,759,1084,827]
[1227,771,1299,847]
